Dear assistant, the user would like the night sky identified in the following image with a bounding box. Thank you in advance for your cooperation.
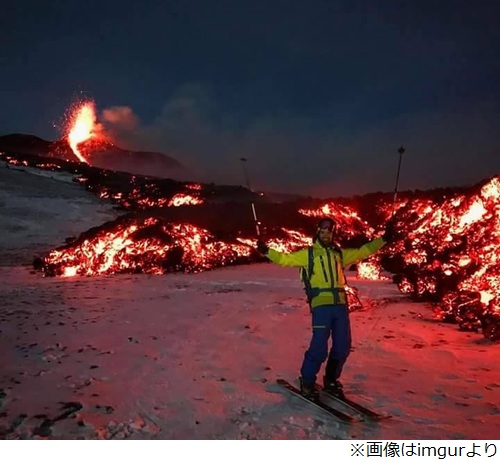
[2,0,499,197]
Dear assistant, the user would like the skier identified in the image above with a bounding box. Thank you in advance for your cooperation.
[256,217,395,400]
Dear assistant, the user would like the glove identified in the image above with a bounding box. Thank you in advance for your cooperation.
[382,221,396,243]
[256,240,269,255]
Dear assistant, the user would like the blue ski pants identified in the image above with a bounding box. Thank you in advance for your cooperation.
[300,304,352,384]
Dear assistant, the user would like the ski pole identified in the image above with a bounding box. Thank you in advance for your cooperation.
[239,157,261,237]
[392,146,405,217]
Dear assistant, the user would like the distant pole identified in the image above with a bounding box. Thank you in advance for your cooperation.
[392,146,405,216]
[240,158,261,237]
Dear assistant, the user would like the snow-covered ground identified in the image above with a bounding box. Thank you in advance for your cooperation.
[0,165,121,266]
[0,166,498,440]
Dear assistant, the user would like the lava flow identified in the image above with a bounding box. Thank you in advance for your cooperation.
[385,176,500,339]
[3,146,497,340]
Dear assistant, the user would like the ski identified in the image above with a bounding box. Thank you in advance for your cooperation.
[316,385,391,420]
[276,379,358,423]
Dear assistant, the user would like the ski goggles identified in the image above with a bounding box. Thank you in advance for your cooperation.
[317,218,336,231]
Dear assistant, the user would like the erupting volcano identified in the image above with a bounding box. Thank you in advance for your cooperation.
[1,137,499,341]
[66,100,100,164]
[2,136,496,340]
[0,99,188,179]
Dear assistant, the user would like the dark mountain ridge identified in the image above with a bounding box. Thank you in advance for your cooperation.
[0,133,190,180]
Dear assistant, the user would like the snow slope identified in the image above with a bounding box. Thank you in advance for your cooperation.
[0,166,498,440]
[0,165,121,266]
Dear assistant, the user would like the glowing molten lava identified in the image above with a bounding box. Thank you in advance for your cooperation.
[67,101,98,163]
[358,260,389,281]
[44,217,255,277]
[6,144,495,341]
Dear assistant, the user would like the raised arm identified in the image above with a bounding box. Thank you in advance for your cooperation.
[266,247,309,268]
[341,237,386,267]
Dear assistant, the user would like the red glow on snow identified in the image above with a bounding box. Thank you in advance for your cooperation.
[4,146,497,340]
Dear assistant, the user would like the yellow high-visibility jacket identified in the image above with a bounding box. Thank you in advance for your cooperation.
[266,237,386,308]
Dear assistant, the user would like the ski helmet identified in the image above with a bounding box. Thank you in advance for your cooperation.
[316,217,336,232]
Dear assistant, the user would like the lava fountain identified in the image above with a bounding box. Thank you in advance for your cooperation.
[67,101,99,163]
